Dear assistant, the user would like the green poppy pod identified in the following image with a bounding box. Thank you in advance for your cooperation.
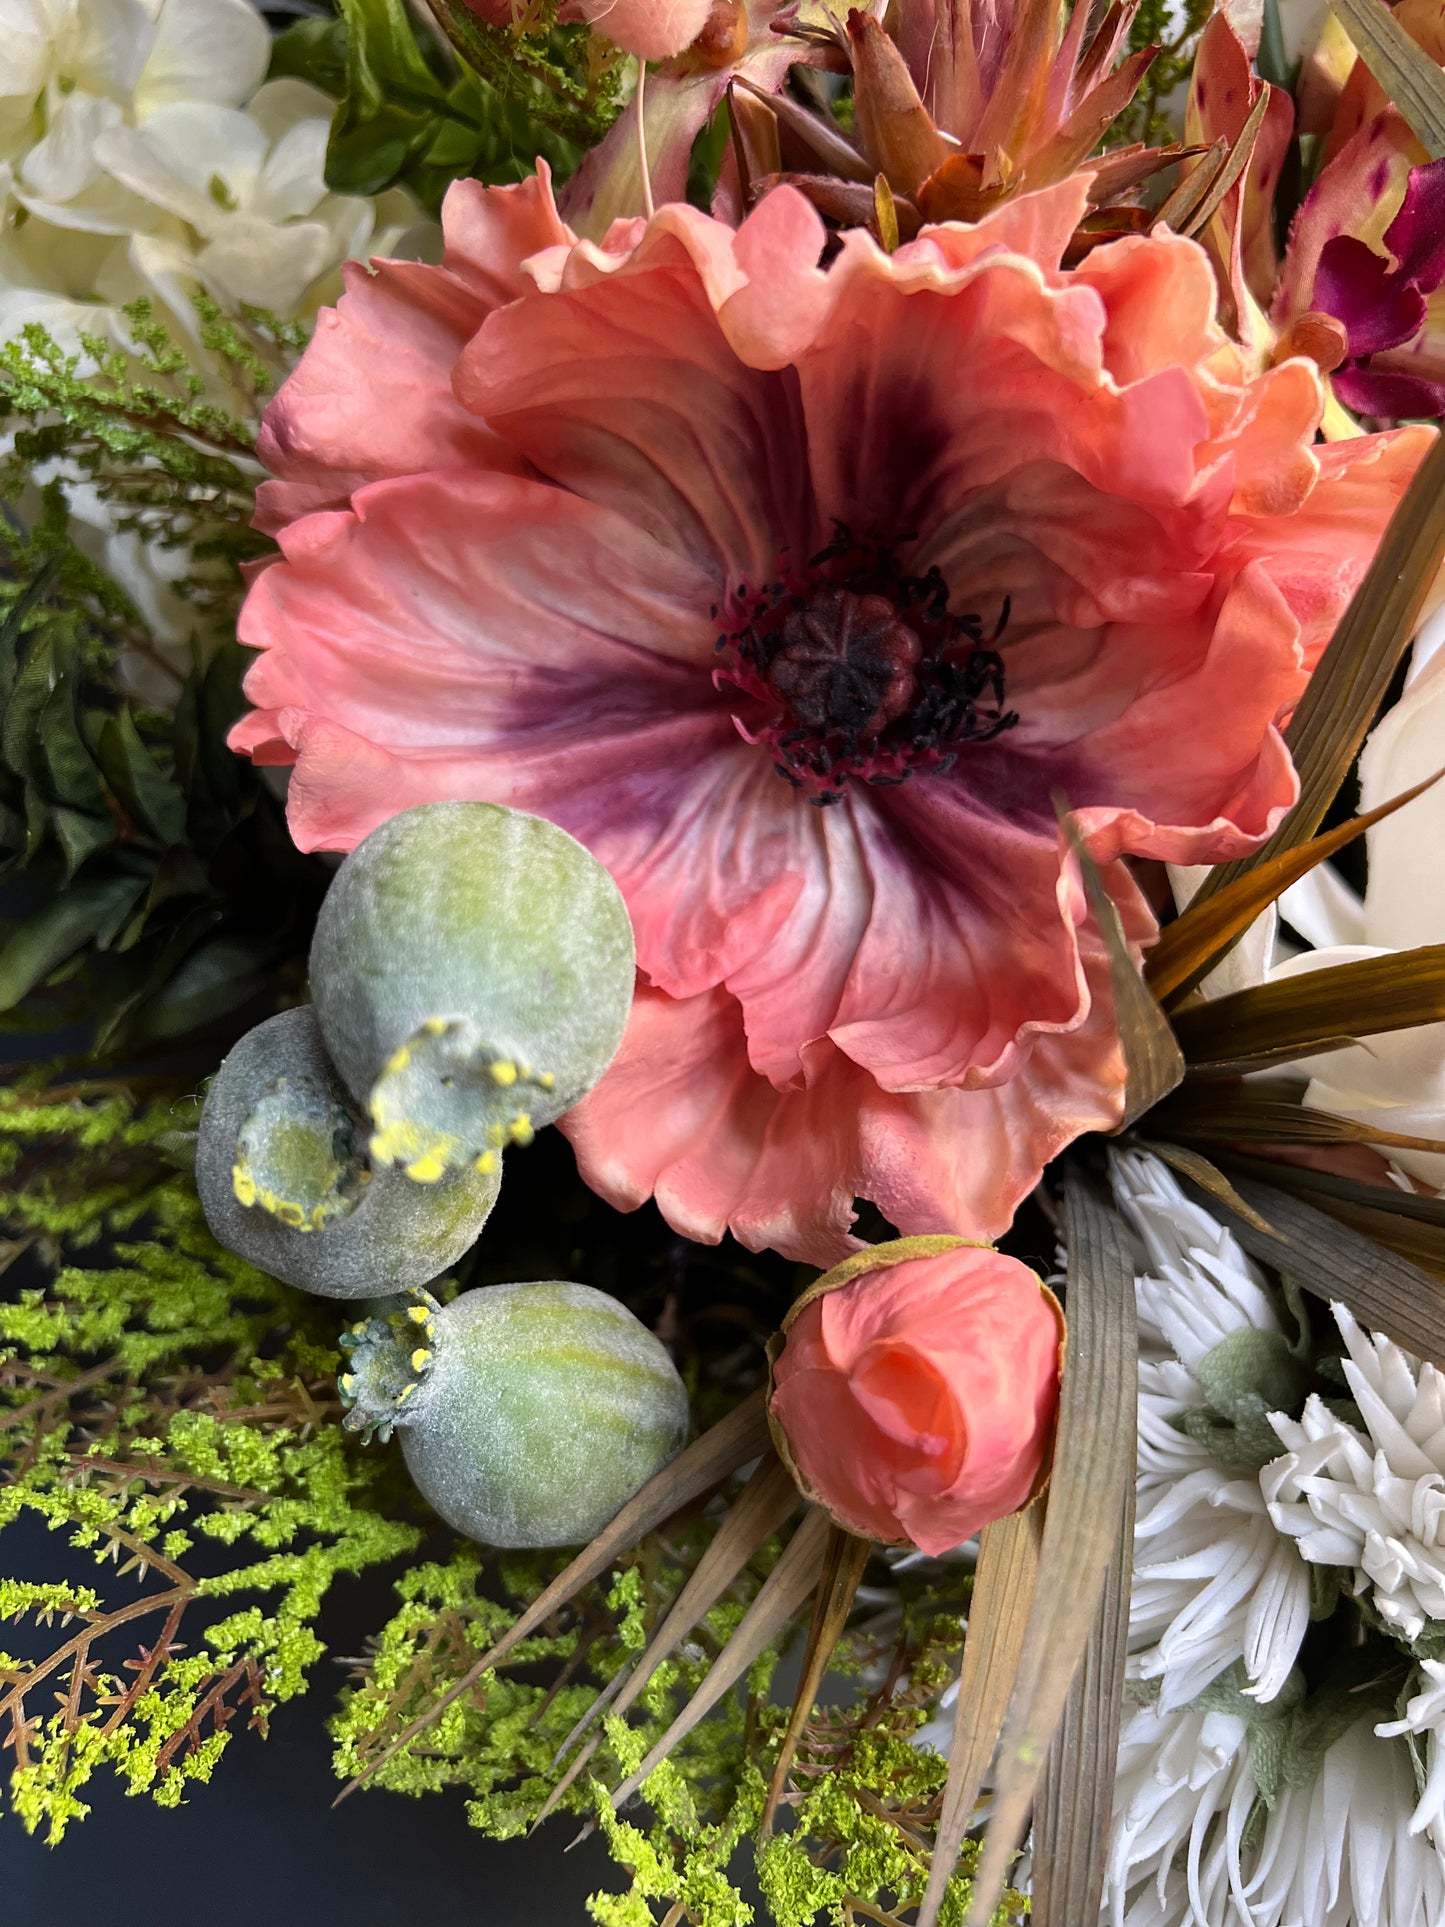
[308,802,635,1185]
[339,1283,689,1548]
[197,1007,501,1298]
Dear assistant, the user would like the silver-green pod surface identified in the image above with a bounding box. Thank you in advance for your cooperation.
[339,1283,689,1548]
[197,1007,501,1298]
[308,802,635,1184]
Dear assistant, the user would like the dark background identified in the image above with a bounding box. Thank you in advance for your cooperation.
[0,1449,627,1927]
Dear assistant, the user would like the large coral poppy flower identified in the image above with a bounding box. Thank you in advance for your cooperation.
[233,165,1430,1264]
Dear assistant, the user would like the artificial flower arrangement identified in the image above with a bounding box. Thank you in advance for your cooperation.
[5,0,1445,1920]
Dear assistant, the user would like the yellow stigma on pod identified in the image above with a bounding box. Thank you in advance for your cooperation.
[410,1348,433,1373]
[407,1305,430,1325]
[486,1122,507,1149]
[396,1382,416,1403]
[422,1017,448,1036]
[474,1150,498,1176]
[351,1321,368,1336]
[537,1071,556,1091]
[232,1166,258,1209]
[340,1374,356,1395]
[489,1060,518,1087]
[508,1113,534,1147]
[403,1150,448,1183]
[383,1042,411,1076]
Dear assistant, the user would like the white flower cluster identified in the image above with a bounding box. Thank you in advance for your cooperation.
[0,0,436,354]
[1107,1152,1445,1927]
[1118,1149,1310,1714]
[1264,1307,1445,1643]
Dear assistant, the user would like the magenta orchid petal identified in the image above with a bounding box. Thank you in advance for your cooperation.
[236,171,1430,1260]
[1333,361,1445,419]
[1384,155,1445,295]
[1315,234,1429,357]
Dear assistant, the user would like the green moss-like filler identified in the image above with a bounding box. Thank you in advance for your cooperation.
[2,1077,1019,1922]
[0,1084,420,1840]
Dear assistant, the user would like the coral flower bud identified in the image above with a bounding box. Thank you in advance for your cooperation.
[572,0,713,60]
[768,1238,1063,1556]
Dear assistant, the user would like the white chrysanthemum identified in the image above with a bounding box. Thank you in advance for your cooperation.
[1262,1303,1445,1643]
[1377,1658,1445,1841]
[1112,1151,1310,1710]
[1109,1696,1445,1927]
[1107,1694,1258,1927]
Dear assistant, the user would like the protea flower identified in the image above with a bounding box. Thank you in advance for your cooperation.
[233,167,1429,1263]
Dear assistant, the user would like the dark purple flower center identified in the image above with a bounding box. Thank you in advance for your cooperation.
[713,528,1017,804]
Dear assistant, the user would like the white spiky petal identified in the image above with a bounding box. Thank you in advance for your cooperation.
[1262,1303,1445,1643]
[1112,1151,1310,1709]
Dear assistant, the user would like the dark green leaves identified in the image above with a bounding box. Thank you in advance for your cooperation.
[0,590,324,1050]
[317,0,610,211]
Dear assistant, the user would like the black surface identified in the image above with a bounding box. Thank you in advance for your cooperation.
[0,1513,624,1927]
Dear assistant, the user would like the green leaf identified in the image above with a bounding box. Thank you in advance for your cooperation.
[39,663,109,819]
[95,709,187,846]
[0,874,147,1009]
[1329,0,1445,158]
[49,804,115,879]
[127,932,276,1044]
[268,15,350,96]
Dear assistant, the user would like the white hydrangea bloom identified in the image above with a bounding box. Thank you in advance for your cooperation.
[1262,1303,1445,1643]
[0,0,436,354]
[1112,1150,1310,1711]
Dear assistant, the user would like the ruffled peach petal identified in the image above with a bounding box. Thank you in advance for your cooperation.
[560,964,1128,1262]
[456,219,814,581]
[239,470,719,741]
[901,174,1094,279]
[825,784,1090,1091]
[1069,228,1229,391]
[1223,423,1435,672]
[252,170,570,535]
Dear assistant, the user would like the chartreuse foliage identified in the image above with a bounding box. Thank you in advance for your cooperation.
[0,1081,418,1840]
[1,1082,1023,1922]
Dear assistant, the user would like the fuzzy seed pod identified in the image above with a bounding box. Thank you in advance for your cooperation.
[339,1283,689,1548]
[197,1008,501,1298]
[309,802,635,1184]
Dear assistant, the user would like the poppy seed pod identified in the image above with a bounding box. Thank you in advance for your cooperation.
[308,802,635,1185]
[197,1007,501,1298]
[339,1282,689,1548]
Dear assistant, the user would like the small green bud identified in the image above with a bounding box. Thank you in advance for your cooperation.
[308,803,634,1183]
[339,1282,689,1548]
[197,1008,501,1298]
